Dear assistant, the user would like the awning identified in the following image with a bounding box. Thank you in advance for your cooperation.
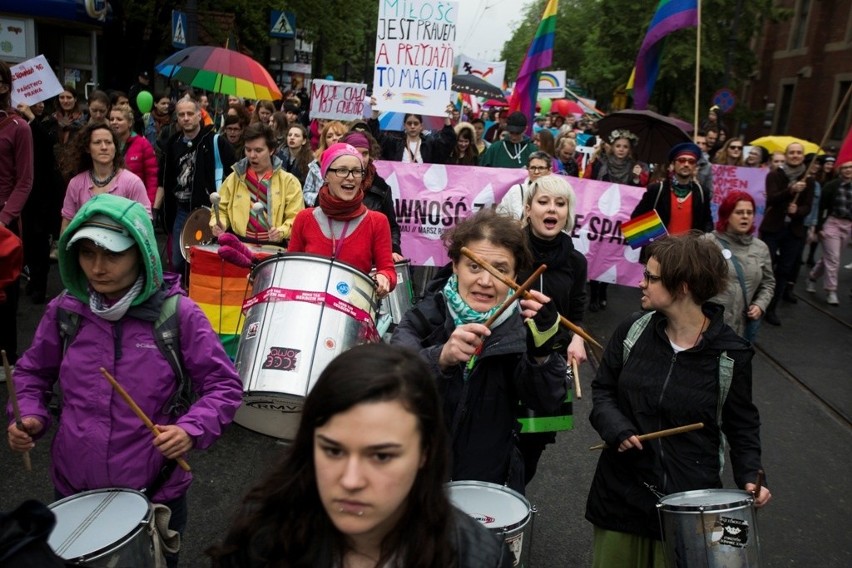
[2,0,110,25]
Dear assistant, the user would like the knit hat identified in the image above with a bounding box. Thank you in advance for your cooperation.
[668,142,702,163]
[320,143,363,178]
[340,131,370,150]
[506,111,528,134]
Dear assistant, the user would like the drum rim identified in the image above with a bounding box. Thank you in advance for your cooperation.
[180,206,213,261]
[445,480,532,533]
[658,488,754,511]
[252,251,375,281]
[48,488,152,561]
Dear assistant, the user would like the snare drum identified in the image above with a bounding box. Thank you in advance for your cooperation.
[657,489,760,568]
[234,253,379,439]
[48,488,156,567]
[446,481,535,567]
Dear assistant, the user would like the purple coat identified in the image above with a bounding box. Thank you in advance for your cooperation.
[8,274,243,502]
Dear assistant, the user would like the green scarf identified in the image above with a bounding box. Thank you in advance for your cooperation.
[442,274,517,328]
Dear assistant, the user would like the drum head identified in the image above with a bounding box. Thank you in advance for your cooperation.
[446,481,531,531]
[180,207,213,261]
[659,489,753,512]
[48,489,150,559]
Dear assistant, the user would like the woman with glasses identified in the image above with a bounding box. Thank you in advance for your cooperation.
[713,137,745,166]
[288,143,396,297]
[586,232,771,567]
[368,97,456,164]
[211,123,304,245]
[496,151,553,221]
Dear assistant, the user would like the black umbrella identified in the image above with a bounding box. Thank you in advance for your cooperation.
[451,74,506,101]
[596,110,693,164]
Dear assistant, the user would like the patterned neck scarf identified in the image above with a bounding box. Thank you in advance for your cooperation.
[89,274,144,322]
[245,168,272,238]
[442,274,517,327]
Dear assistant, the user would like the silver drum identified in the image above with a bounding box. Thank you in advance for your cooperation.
[657,489,760,568]
[446,480,535,567]
[234,253,379,439]
[48,488,156,567]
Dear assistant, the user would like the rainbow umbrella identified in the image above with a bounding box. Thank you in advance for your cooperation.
[156,46,282,101]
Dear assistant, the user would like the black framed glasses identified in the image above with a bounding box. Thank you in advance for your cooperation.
[527,166,549,173]
[642,270,662,284]
[328,168,365,179]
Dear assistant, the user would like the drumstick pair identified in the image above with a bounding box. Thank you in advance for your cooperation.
[461,247,603,350]
[3,350,32,471]
[588,422,704,451]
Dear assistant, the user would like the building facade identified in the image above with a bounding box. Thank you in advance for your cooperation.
[742,0,852,147]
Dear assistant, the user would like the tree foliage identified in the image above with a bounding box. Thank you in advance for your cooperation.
[500,0,785,123]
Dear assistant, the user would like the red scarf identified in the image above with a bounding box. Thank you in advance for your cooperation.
[318,183,367,220]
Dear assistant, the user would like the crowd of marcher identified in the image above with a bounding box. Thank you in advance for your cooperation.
[2,56,850,567]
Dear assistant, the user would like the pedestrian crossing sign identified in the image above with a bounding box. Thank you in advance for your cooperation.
[270,10,296,39]
[172,10,187,48]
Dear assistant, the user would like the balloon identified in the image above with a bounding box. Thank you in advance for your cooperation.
[551,99,570,117]
[538,98,553,115]
[136,90,154,114]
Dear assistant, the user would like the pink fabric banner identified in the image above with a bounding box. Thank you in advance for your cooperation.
[374,161,771,287]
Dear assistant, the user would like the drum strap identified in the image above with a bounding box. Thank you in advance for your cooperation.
[146,461,178,498]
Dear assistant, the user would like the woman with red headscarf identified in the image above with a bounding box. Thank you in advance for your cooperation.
[704,191,775,341]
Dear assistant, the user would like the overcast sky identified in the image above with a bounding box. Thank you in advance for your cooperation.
[456,0,536,62]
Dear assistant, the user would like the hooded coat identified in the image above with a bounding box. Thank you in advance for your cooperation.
[9,194,242,503]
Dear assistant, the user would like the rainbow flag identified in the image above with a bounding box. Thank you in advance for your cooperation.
[632,0,698,110]
[621,210,668,249]
[508,0,558,133]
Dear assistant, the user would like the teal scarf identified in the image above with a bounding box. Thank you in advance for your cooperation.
[442,274,517,328]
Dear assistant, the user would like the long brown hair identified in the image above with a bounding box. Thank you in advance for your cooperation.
[208,344,457,567]
[62,121,124,180]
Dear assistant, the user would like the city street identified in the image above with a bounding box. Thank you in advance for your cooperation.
[2,250,851,566]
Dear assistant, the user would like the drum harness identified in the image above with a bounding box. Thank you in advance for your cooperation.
[54,293,195,496]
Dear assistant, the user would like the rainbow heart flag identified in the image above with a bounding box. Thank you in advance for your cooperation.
[621,210,668,249]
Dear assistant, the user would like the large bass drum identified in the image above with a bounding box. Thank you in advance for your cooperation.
[234,253,379,439]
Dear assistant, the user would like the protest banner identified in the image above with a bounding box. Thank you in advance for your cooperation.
[374,162,769,287]
[373,0,458,116]
[309,79,368,121]
[457,54,506,89]
[10,55,64,107]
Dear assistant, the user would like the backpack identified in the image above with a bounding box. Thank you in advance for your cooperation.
[56,294,194,417]
[622,310,734,475]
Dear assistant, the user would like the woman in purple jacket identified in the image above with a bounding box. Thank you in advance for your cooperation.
[6,194,242,567]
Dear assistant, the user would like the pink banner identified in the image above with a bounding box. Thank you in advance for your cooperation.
[375,162,771,287]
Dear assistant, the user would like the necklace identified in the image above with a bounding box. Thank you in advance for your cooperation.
[90,168,117,188]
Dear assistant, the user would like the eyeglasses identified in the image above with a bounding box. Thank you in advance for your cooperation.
[729,145,743,151]
[527,166,549,173]
[675,157,697,165]
[328,168,365,179]
[642,270,662,284]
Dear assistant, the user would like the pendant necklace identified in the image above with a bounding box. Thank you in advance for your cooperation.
[504,141,527,163]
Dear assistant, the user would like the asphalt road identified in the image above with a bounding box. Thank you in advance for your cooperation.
[2,249,851,566]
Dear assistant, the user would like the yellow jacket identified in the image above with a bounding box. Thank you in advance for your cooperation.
[213,157,305,241]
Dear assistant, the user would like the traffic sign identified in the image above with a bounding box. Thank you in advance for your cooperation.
[712,88,736,113]
[172,10,187,48]
[270,11,296,39]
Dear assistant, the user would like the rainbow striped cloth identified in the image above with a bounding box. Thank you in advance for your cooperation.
[621,210,668,249]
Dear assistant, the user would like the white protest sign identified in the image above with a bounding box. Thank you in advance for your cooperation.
[373,0,458,116]
[309,80,368,121]
[10,55,64,107]
[538,70,566,98]
[457,54,506,89]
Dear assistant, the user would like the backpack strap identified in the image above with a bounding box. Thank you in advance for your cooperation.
[153,295,194,417]
[716,351,735,476]
[622,311,655,364]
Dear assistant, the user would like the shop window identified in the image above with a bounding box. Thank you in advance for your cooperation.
[63,34,91,66]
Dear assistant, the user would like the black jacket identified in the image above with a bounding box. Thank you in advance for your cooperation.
[585,303,764,539]
[368,118,456,164]
[391,290,567,493]
[160,125,236,229]
[631,178,713,233]
[363,172,402,254]
[519,229,587,326]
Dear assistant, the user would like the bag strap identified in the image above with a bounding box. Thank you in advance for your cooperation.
[622,311,654,364]
[213,133,223,189]
[716,237,750,309]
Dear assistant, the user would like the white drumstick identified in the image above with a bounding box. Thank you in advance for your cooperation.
[252,201,269,227]
[210,192,222,227]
